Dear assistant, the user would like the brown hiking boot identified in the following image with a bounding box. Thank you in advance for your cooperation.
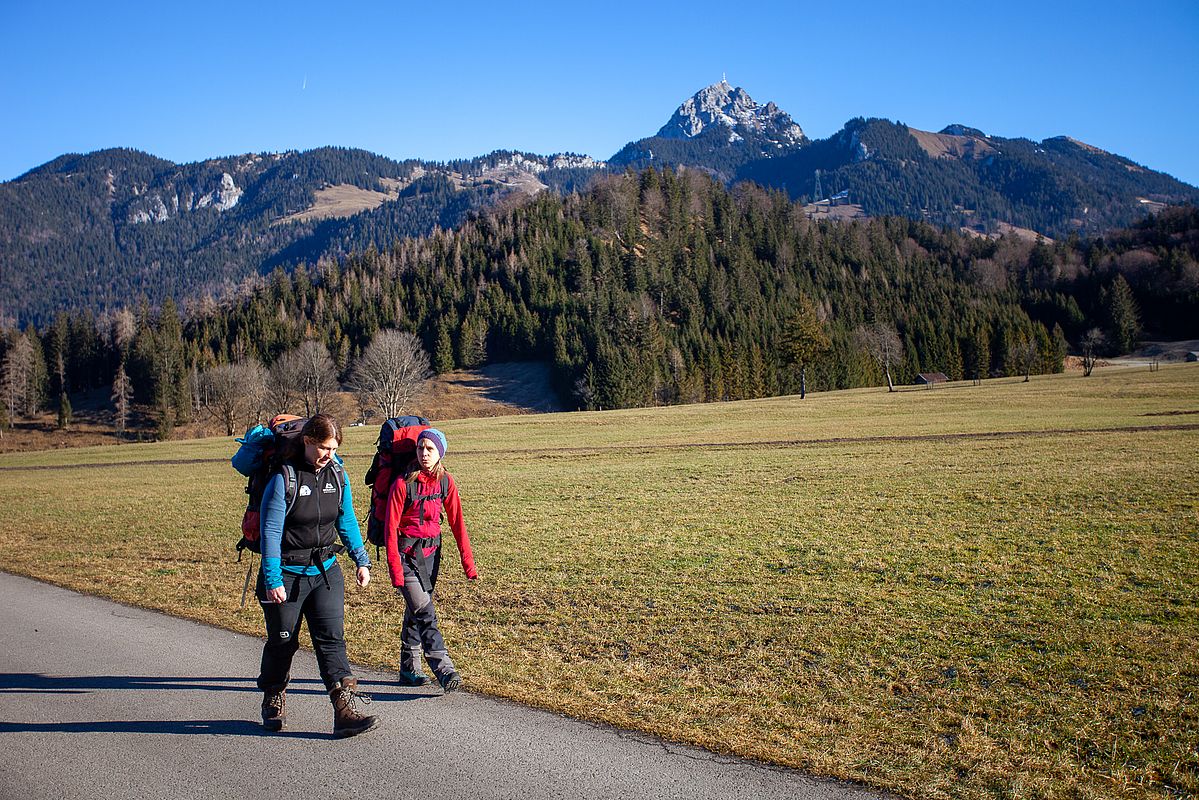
[329,677,378,738]
[261,687,287,732]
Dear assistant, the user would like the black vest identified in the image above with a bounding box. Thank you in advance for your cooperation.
[281,458,342,555]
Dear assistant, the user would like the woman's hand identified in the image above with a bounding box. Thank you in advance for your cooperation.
[267,586,287,604]
[357,566,371,588]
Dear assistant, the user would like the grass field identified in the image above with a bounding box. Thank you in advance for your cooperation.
[2,366,1197,799]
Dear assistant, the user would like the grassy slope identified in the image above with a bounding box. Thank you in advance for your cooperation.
[2,366,1197,799]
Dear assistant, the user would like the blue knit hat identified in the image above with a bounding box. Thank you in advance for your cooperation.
[417,428,447,459]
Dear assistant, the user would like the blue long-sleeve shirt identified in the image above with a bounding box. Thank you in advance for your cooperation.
[259,466,370,589]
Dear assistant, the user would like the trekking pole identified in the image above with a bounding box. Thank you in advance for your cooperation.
[241,554,256,608]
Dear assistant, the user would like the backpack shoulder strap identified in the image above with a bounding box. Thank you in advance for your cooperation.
[329,460,345,497]
[438,474,451,520]
[281,464,299,518]
[403,474,420,511]
[364,451,383,486]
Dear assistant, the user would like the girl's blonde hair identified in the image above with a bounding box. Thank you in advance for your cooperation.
[405,460,445,482]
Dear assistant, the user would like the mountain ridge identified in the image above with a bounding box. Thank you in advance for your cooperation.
[2,82,1197,326]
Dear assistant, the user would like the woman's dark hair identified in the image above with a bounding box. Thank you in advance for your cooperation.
[302,413,342,446]
[278,414,342,461]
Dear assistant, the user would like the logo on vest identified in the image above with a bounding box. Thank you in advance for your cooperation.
[299,485,312,497]
[322,482,336,494]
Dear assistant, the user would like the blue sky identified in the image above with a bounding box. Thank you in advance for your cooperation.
[2,1,1197,185]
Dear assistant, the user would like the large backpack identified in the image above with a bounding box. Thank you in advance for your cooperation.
[231,414,310,556]
[363,415,435,552]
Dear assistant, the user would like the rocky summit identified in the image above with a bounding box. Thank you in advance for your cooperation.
[655,79,806,146]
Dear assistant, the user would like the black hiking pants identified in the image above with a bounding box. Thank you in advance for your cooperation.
[257,564,351,693]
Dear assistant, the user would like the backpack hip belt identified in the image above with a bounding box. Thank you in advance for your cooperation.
[400,535,442,593]
[281,543,346,589]
[280,543,345,567]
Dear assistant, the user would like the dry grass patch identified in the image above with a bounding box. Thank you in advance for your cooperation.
[2,365,1197,799]
[272,183,398,225]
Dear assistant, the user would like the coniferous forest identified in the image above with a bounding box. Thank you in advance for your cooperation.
[2,167,1197,433]
[6,106,1198,332]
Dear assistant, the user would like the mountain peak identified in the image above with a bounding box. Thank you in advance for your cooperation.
[941,124,988,139]
[656,81,805,146]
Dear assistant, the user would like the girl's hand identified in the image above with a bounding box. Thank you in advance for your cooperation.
[267,586,287,604]
[357,566,370,588]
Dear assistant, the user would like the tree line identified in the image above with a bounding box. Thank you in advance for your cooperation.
[0,147,498,327]
[739,119,1199,239]
[3,167,1194,436]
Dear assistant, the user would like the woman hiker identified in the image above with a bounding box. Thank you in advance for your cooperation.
[384,428,478,691]
[255,413,378,737]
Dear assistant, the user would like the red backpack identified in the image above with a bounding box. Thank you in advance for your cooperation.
[363,415,432,551]
[232,414,308,555]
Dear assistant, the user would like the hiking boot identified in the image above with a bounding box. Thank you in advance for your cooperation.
[329,677,378,738]
[261,687,287,732]
[438,671,462,694]
[398,668,430,687]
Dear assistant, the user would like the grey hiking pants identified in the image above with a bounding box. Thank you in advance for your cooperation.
[398,570,455,678]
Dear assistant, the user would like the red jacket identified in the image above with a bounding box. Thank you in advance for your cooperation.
[384,469,477,587]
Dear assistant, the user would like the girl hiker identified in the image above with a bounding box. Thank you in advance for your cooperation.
[255,414,378,737]
[384,428,478,691]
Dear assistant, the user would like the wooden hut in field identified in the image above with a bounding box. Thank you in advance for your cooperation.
[916,372,949,388]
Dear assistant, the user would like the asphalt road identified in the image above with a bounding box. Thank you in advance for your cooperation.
[0,572,888,800]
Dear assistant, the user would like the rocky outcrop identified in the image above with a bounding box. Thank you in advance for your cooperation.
[197,173,242,211]
[128,172,241,223]
[656,80,805,146]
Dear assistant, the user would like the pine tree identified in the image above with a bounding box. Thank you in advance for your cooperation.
[458,311,488,369]
[1049,324,1068,373]
[433,324,455,374]
[57,392,72,430]
[25,331,48,417]
[779,296,831,399]
[1105,274,1141,355]
[111,361,134,437]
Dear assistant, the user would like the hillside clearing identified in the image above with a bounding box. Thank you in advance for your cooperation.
[272,182,401,225]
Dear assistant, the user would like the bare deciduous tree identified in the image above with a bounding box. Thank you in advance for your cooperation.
[295,340,339,416]
[2,333,39,419]
[1013,335,1039,382]
[1080,328,1105,377]
[348,330,431,421]
[109,308,137,354]
[855,322,904,392]
[199,360,267,436]
[265,353,303,417]
[268,340,339,416]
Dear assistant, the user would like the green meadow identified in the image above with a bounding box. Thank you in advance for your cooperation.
[2,365,1197,800]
